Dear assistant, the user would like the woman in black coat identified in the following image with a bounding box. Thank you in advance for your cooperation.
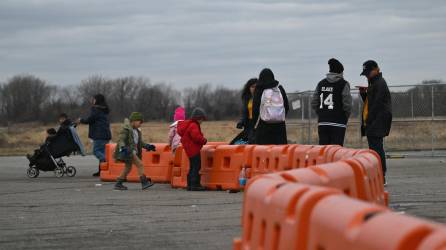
[231,78,257,144]
[252,68,289,145]
[77,94,112,176]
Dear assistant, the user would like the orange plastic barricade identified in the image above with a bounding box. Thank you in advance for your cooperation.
[275,161,359,198]
[170,145,189,188]
[352,212,445,250]
[250,145,273,177]
[141,143,173,183]
[269,144,298,172]
[418,229,446,250]
[290,145,330,168]
[100,143,140,182]
[201,145,250,191]
[346,151,386,205]
[308,195,388,250]
[238,177,340,250]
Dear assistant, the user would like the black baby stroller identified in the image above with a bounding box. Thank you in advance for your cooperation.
[26,124,85,178]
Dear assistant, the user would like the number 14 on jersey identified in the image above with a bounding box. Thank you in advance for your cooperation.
[320,93,334,110]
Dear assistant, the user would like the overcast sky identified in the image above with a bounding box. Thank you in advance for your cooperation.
[0,0,445,91]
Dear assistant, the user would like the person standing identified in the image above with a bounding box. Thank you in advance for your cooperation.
[168,106,186,153]
[77,94,112,177]
[231,78,257,144]
[252,68,289,145]
[177,108,208,191]
[360,60,392,185]
[311,58,352,146]
[113,112,156,190]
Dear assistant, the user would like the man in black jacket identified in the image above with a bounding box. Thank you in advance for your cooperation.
[360,60,392,185]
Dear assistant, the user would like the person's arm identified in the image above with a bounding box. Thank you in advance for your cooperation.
[311,82,321,112]
[367,81,387,124]
[342,82,352,118]
[279,85,289,115]
[189,123,207,145]
[80,108,98,124]
[168,126,175,145]
[116,127,128,149]
[251,88,263,124]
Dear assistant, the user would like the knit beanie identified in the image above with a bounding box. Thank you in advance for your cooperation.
[328,58,344,73]
[173,107,186,121]
[129,112,143,122]
[190,107,207,120]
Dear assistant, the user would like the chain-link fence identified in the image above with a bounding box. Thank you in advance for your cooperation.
[286,83,446,157]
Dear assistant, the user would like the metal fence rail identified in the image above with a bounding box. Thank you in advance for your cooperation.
[286,83,446,157]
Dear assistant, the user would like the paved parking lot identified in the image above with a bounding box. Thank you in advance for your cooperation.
[0,155,445,249]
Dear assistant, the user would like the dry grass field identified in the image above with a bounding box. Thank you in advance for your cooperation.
[1,119,446,156]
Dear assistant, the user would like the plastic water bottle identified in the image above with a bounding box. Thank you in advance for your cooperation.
[239,167,247,187]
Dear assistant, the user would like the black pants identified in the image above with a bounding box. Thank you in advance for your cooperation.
[367,136,387,176]
[318,126,346,146]
[187,154,201,187]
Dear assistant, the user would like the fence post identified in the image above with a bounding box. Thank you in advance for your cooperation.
[411,91,414,119]
[308,96,312,144]
[431,84,435,156]
[301,96,305,144]
[358,93,363,148]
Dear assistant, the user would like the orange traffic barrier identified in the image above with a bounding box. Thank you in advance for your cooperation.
[286,161,359,198]
[100,144,140,182]
[250,145,273,176]
[289,145,334,168]
[101,143,174,182]
[170,145,190,188]
[237,178,340,250]
[268,144,298,172]
[352,212,445,250]
[141,144,174,183]
[345,151,387,205]
[308,194,388,250]
[201,145,252,191]
[418,229,446,250]
[250,145,295,176]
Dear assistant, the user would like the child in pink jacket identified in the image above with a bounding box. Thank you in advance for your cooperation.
[168,107,186,153]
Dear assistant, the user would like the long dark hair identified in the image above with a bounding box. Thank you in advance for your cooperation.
[93,94,110,114]
[241,78,258,101]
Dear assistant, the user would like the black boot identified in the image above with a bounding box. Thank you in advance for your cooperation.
[140,175,154,190]
[189,185,206,191]
[114,179,128,190]
[92,162,102,177]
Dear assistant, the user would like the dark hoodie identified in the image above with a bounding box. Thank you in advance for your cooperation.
[252,68,289,145]
[80,105,112,140]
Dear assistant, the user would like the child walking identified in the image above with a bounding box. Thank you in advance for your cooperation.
[177,108,207,191]
[168,106,186,153]
[114,112,156,190]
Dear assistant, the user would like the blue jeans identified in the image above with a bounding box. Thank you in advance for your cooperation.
[93,140,109,162]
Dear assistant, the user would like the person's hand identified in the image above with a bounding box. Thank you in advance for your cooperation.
[75,118,81,124]
[143,144,156,152]
[119,146,130,157]
[236,121,244,129]
[357,86,368,93]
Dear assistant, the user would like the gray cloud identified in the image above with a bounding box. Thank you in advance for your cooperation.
[0,0,445,91]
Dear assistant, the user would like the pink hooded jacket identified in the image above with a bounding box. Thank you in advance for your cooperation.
[168,107,186,152]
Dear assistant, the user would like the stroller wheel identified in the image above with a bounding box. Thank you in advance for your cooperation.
[66,166,77,177]
[27,167,39,178]
[54,167,64,178]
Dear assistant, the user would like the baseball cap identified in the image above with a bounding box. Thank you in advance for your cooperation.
[360,60,379,76]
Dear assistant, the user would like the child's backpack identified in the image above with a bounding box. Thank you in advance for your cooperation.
[260,86,285,123]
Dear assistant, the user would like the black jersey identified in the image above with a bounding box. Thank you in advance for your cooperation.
[315,79,348,127]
